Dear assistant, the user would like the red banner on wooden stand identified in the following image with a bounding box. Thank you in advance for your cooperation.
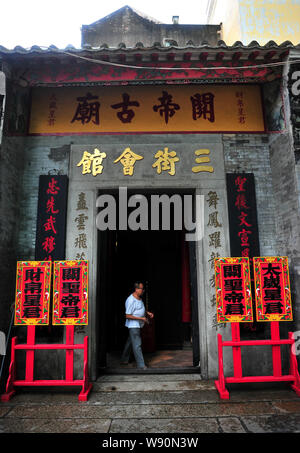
[215,321,300,399]
[1,260,92,402]
[1,325,92,402]
[215,257,300,399]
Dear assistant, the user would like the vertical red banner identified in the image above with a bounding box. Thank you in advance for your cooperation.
[253,256,293,322]
[53,260,88,325]
[35,175,68,261]
[215,257,253,323]
[14,261,51,325]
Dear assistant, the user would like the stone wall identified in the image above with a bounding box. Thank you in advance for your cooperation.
[0,136,25,391]
[269,132,300,333]
[0,136,25,333]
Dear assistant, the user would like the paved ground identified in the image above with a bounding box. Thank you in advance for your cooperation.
[1,374,300,433]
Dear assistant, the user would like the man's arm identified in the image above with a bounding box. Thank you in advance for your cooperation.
[126,314,147,321]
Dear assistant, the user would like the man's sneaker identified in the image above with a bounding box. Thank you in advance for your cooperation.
[120,361,129,365]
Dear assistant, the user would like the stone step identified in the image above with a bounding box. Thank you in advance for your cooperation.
[94,373,204,392]
[0,387,297,408]
[92,379,211,393]
[96,373,201,382]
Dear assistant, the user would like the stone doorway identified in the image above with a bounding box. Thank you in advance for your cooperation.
[96,189,200,374]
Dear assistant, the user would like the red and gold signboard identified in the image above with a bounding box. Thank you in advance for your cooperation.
[253,256,292,322]
[29,85,265,134]
[53,260,88,325]
[14,261,51,325]
[215,257,253,323]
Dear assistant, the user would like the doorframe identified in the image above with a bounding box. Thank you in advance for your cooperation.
[93,186,205,378]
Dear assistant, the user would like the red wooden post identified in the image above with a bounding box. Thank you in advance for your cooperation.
[288,331,300,396]
[65,325,74,382]
[215,333,229,399]
[25,326,36,382]
[78,335,93,401]
[231,322,242,378]
[270,321,282,377]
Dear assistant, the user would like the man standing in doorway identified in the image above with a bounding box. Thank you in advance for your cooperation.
[120,282,154,369]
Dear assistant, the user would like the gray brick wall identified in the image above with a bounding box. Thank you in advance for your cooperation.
[0,136,25,334]
[269,132,300,331]
[0,136,26,391]
[223,133,277,257]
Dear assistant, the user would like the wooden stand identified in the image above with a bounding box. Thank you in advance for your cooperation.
[215,321,300,399]
[1,325,92,402]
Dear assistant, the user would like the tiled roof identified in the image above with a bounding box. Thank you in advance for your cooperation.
[0,40,298,55]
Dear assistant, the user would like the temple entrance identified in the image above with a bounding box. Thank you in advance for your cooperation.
[96,189,200,374]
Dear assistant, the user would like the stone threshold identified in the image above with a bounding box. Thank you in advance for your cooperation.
[98,366,201,375]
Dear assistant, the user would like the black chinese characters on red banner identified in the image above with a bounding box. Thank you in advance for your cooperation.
[226,173,261,333]
[253,257,292,322]
[226,173,260,258]
[14,261,51,325]
[215,257,253,323]
[35,175,68,261]
[53,261,88,325]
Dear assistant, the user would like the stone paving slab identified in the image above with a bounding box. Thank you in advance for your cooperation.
[240,414,300,433]
[0,407,11,417]
[270,400,300,414]
[5,401,278,419]
[217,417,246,433]
[109,417,221,433]
[0,418,111,433]
[2,414,300,433]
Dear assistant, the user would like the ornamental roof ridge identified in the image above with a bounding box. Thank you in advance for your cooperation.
[0,41,299,55]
